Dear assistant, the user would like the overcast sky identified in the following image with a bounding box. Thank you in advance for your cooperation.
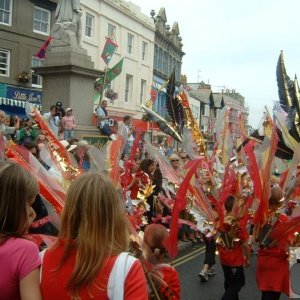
[132,0,300,127]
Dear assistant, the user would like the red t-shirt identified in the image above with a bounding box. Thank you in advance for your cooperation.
[41,244,148,300]
[153,264,180,300]
[121,171,150,200]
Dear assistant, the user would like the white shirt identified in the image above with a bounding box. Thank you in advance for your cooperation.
[0,123,15,135]
[123,124,134,142]
[96,106,109,128]
[43,112,60,137]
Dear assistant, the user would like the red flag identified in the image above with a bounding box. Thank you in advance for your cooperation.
[150,86,158,102]
[243,140,263,201]
[34,36,53,59]
[101,37,118,65]
[163,159,202,258]
[253,120,278,227]
[270,215,300,250]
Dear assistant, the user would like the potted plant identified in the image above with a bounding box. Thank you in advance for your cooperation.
[17,71,31,83]
[105,89,118,104]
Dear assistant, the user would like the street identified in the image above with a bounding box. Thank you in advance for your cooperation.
[174,243,294,300]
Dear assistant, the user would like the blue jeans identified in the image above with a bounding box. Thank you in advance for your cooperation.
[64,129,74,141]
[99,124,112,137]
[123,140,133,155]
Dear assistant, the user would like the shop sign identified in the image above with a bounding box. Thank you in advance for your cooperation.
[6,86,42,104]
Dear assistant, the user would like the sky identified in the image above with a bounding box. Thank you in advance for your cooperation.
[132,0,300,127]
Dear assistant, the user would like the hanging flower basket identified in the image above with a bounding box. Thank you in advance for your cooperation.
[105,89,118,103]
[17,71,31,83]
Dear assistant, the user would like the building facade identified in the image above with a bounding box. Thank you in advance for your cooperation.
[0,0,155,128]
[188,81,248,145]
[80,0,155,125]
[188,82,215,139]
[151,8,184,118]
[0,0,57,116]
[214,90,249,143]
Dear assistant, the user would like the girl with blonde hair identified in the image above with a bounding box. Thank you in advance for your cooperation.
[41,172,148,300]
[0,161,41,300]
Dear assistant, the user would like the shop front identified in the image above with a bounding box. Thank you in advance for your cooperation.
[0,83,42,118]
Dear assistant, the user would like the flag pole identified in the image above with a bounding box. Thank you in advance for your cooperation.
[99,67,108,106]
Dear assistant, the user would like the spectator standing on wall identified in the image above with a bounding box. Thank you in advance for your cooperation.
[43,105,61,138]
[122,115,135,155]
[55,101,65,119]
[61,108,76,141]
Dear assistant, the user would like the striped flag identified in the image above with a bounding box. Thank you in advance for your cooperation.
[34,36,53,59]
[146,83,158,107]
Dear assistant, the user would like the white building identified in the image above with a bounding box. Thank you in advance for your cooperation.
[80,0,155,124]
[188,95,201,127]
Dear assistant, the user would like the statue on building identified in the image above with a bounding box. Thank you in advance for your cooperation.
[51,0,83,48]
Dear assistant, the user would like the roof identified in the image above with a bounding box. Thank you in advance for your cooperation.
[188,88,213,105]
[172,22,180,35]
[157,7,167,23]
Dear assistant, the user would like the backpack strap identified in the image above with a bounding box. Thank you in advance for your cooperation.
[107,252,137,300]
[39,249,47,282]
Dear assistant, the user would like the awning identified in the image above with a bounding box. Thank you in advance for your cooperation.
[0,97,42,117]
[0,97,42,110]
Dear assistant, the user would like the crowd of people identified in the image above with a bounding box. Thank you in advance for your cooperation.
[1,95,300,300]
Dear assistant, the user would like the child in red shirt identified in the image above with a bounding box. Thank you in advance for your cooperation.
[144,224,180,300]
[41,173,148,300]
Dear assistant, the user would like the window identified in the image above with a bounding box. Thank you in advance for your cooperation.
[108,23,116,39]
[158,48,163,71]
[125,75,132,103]
[140,79,146,104]
[191,104,199,119]
[31,57,43,87]
[142,42,147,61]
[176,61,181,81]
[127,34,134,54]
[201,104,210,116]
[153,94,167,117]
[201,124,207,132]
[33,6,50,35]
[0,48,10,76]
[0,0,12,25]
[205,104,210,116]
[169,56,173,74]
[173,58,176,75]
[163,52,168,74]
[85,13,94,37]
[154,45,158,69]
